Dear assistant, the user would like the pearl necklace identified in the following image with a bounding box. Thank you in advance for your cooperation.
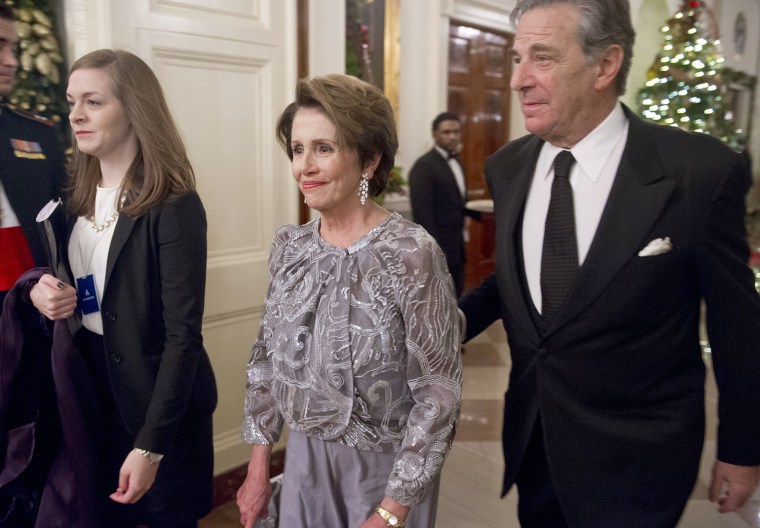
[88,194,126,232]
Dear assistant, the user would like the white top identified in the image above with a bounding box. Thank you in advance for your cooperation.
[522,103,629,313]
[68,185,121,335]
[0,181,21,228]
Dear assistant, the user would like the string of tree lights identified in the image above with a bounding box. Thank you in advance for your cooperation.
[636,0,746,152]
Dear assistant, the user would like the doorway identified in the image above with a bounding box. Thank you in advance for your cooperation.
[447,22,512,289]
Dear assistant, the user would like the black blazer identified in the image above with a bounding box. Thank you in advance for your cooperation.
[460,106,760,527]
[88,190,218,453]
[408,148,468,286]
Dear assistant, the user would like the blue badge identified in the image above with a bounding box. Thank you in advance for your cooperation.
[76,274,100,314]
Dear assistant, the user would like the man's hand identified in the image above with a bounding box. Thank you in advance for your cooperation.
[709,460,759,513]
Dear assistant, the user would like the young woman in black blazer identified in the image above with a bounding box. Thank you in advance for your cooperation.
[30,49,217,528]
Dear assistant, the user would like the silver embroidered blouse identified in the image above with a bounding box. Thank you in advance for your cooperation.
[242,212,462,506]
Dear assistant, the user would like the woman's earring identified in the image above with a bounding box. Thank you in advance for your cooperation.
[359,171,369,206]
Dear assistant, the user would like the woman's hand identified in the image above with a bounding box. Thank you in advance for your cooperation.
[29,273,78,320]
[237,472,272,528]
[237,444,273,528]
[358,497,409,528]
[109,449,159,504]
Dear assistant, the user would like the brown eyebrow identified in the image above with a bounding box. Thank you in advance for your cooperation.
[65,91,104,99]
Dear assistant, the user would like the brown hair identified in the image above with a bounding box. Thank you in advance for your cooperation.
[275,74,398,197]
[66,49,195,218]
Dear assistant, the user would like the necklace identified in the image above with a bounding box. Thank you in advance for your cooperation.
[88,194,126,232]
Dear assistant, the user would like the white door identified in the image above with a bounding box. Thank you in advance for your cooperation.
[63,0,299,472]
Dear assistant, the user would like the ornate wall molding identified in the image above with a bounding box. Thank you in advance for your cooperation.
[62,0,112,66]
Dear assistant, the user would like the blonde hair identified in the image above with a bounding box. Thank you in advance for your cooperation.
[67,49,195,218]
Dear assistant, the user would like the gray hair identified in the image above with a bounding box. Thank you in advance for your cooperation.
[510,0,635,95]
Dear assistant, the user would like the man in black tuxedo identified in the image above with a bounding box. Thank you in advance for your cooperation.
[409,112,469,296]
[0,5,66,304]
[459,0,760,526]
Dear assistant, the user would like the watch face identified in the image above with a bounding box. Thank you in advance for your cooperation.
[388,517,399,526]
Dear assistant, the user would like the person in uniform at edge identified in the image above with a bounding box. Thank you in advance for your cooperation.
[0,4,66,304]
[458,0,760,527]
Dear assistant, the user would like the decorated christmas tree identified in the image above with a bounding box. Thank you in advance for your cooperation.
[636,0,744,151]
[4,0,68,142]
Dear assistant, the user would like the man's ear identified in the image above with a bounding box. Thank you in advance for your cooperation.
[594,44,623,92]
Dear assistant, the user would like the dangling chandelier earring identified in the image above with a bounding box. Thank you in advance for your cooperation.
[359,171,370,206]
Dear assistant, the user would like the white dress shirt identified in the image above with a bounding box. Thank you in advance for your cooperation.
[434,145,466,198]
[68,186,121,335]
[522,103,629,313]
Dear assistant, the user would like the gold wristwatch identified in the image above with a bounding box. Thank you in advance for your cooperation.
[374,505,406,527]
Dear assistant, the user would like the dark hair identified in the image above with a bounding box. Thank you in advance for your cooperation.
[275,74,398,197]
[67,49,195,218]
[432,112,461,131]
[510,0,635,95]
[0,5,13,21]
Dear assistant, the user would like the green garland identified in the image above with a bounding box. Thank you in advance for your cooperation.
[4,0,68,142]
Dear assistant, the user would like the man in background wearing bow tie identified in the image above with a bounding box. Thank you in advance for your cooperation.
[409,112,470,296]
[459,0,760,527]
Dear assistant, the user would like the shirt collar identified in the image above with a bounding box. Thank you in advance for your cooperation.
[537,103,628,182]
[434,145,450,159]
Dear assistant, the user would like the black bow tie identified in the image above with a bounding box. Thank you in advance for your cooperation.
[448,152,459,160]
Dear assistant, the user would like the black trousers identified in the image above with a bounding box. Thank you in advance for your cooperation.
[514,419,570,528]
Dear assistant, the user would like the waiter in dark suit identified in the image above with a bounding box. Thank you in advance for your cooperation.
[0,4,66,304]
[409,112,469,296]
[459,1,760,527]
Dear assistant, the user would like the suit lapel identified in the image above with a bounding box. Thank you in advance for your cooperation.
[547,112,676,331]
[104,212,135,294]
[492,137,544,341]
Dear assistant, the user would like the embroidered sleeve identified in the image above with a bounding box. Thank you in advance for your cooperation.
[384,230,463,506]
[241,229,289,445]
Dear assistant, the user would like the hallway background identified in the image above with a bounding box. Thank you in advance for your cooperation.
[21,0,760,511]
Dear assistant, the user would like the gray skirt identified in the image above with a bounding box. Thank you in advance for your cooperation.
[279,430,440,528]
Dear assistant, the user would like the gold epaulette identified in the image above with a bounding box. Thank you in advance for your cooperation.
[1,103,55,127]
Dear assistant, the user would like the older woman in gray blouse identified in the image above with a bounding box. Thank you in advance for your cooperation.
[236,74,462,528]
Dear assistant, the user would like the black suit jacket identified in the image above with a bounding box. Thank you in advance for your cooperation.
[409,148,467,294]
[0,104,67,268]
[91,191,217,450]
[69,191,217,519]
[460,106,760,527]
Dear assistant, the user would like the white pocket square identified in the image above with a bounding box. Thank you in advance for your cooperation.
[638,237,672,257]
